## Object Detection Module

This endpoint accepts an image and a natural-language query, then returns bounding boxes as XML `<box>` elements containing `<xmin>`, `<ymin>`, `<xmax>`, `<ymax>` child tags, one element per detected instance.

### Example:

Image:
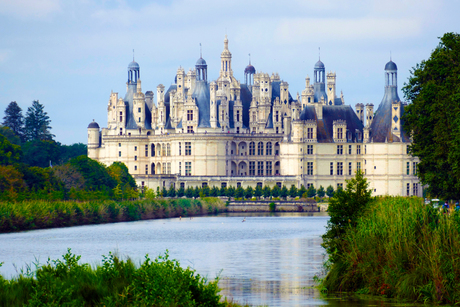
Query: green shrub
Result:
<box><xmin>269</xmin><ymin>202</ymin><xmax>276</xmax><ymax>212</ymax></box>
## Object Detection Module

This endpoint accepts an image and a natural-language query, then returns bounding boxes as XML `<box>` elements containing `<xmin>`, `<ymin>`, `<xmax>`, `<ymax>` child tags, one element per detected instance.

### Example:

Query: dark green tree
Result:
<box><xmin>307</xmin><ymin>184</ymin><xmax>317</xmax><ymax>198</ymax></box>
<box><xmin>219</xmin><ymin>185</ymin><xmax>227</xmax><ymax>196</ymax></box>
<box><xmin>403</xmin><ymin>32</ymin><xmax>460</xmax><ymax>199</ymax></box>
<box><xmin>22</xmin><ymin>140</ymin><xmax>60</xmax><ymax>168</ymax></box>
<box><xmin>69</xmin><ymin>155</ymin><xmax>117</xmax><ymax>191</ymax></box>
<box><xmin>288</xmin><ymin>185</ymin><xmax>298</xmax><ymax>198</ymax></box>
<box><xmin>24</xmin><ymin>100</ymin><xmax>54</xmax><ymax>141</ymax></box>
<box><xmin>2</xmin><ymin>101</ymin><xmax>24</xmax><ymax>141</ymax></box>
<box><xmin>235</xmin><ymin>186</ymin><xmax>245</xmax><ymax>199</ymax></box>
<box><xmin>254</xmin><ymin>185</ymin><xmax>263</xmax><ymax>199</ymax></box>
<box><xmin>326</xmin><ymin>185</ymin><xmax>335</xmax><ymax>198</ymax></box>
<box><xmin>317</xmin><ymin>185</ymin><xmax>326</xmax><ymax>198</ymax></box>
<box><xmin>185</xmin><ymin>186</ymin><xmax>194</xmax><ymax>198</ymax></box>
<box><xmin>245</xmin><ymin>186</ymin><xmax>254</xmax><ymax>199</ymax></box>
<box><xmin>271</xmin><ymin>185</ymin><xmax>280</xmax><ymax>198</ymax></box>
<box><xmin>280</xmin><ymin>185</ymin><xmax>288</xmax><ymax>200</ymax></box>
<box><xmin>262</xmin><ymin>186</ymin><xmax>271</xmax><ymax>198</ymax></box>
<box><xmin>210</xmin><ymin>186</ymin><xmax>219</xmax><ymax>197</ymax></box>
<box><xmin>298</xmin><ymin>185</ymin><xmax>307</xmax><ymax>197</ymax></box>
<box><xmin>59</xmin><ymin>143</ymin><xmax>87</xmax><ymax>164</ymax></box>
<box><xmin>176</xmin><ymin>186</ymin><xmax>185</xmax><ymax>197</ymax></box>
<box><xmin>200</xmin><ymin>185</ymin><xmax>210</xmax><ymax>197</ymax></box>
<box><xmin>226</xmin><ymin>186</ymin><xmax>235</xmax><ymax>198</ymax></box>
<box><xmin>161</xmin><ymin>186</ymin><xmax>168</xmax><ymax>197</ymax></box>
<box><xmin>107</xmin><ymin>162</ymin><xmax>137</xmax><ymax>189</ymax></box>
<box><xmin>167</xmin><ymin>185</ymin><xmax>176</xmax><ymax>197</ymax></box>
<box><xmin>193</xmin><ymin>186</ymin><xmax>200</xmax><ymax>198</ymax></box>
<box><xmin>0</xmin><ymin>134</ymin><xmax>22</xmax><ymax>166</ymax></box>
<box><xmin>321</xmin><ymin>170</ymin><xmax>373</xmax><ymax>262</ymax></box>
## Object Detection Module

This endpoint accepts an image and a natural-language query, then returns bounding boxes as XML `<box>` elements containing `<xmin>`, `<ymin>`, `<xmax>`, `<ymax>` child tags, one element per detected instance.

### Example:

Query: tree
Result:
<box><xmin>262</xmin><ymin>186</ymin><xmax>271</xmax><ymax>198</ymax></box>
<box><xmin>167</xmin><ymin>185</ymin><xmax>176</xmax><ymax>197</ymax></box>
<box><xmin>245</xmin><ymin>186</ymin><xmax>254</xmax><ymax>199</ymax></box>
<box><xmin>176</xmin><ymin>186</ymin><xmax>185</xmax><ymax>197</ymax></box>
<box><xmin>24</xmin><ymin>100</ymin><xmax>54</xmax><ymax>141</ymax></box>
<box><xmin>22</xmin><ymin>140</ymin><xmax>60</xmax><ymax>168</ymax></box>
<box><xmin>317</xmin><ymin>185</ymin><xmax>326</xmax><ymax>198</ymax></box>
<box><xmin>210</xmin><ymin>186</ymin><xmax>219</xmax><ymax>197</ymax></box>
<box><xmin>69</xmin><ymin>156</ymin><xmax>117</xmax><ymax>191</ymax></box>
<box><xmin>0</xmin><ymin>126</ymin><xmax>21</xmax><ymax>145</ymax></box>
<box><xmin>2</xmin><ymin>101</ymin><xmax>24</xmax><ymax>141</ymax></box>
<box><xmin>403</xmin><ymin>32</ymin><xmax>460</xmax><ymax>199</ymax></box>
<box><xmin>226</xmin><ymin>186</ymin><xmax>235</xmax><ymax>198</ymax></box>
<box><xmin>254</xmin><ymin>185</ymin><xmax>263</xmax><ymax>199</ymax></box>
<box><xmin>307</xmin><ymin>184</ymin><xmax>317</xmax><ymax>198</ymax></box>
<box><xmin>322</xmin><ymin>170</ymin><xmax>373</xmax><ymax>262</ymax></box>
<box><xmin>271</xmin><ymin>185</ymin><xmax>280</xmax><ymax>198</ymax></box>
<box><xmin>235</xmin><ymin>186</ymin><xmax>245</xmax><ymax>199</ymax></box>
<box><xmin>289</xmin><ymin>185</ymin><xmax>298</xmax><ymax>198</ymax></box>
<box><xmin>326</xmin><ymin>185</ymin><xmax>335</xmax><ymax>198</ymax></box>
<box><xmin>185</xmin><ymin>186</ymin><xmax>194</xmax><ymax>198</ymax></box>
<box><xmin>59</xmin><ymin>143</ymin><xmax>87</xmax><ymax>164</ymax></box>
<box><xmin>298</xmin><ymin>185</ymin><xmax>307</xmax><ymax>198</ymax></box>
<box><xmin>280</xmin><ymin>185</ymin><xmax>288</xmax><ymax>200</ymax></box>
<box><xmin>0</xmin><ymin>134</ymin><xmax>22</xmax><ymax>166</ymax></box>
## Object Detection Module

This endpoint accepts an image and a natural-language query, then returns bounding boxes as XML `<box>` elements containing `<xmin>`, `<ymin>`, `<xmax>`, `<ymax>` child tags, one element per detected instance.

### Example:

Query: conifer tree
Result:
<box><xmin>24</xmin><ymin>100</ymin><xmax>54</xmax><ymax>141</ymax></box>
<box><xmin>2</xmin><ymin>101</ymin><xmax>24</xmax><ymax>141</ymax></box>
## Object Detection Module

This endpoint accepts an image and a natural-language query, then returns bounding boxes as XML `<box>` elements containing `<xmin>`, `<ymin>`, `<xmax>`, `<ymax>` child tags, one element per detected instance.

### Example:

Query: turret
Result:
<box><xmin>365</xmin><ymin>103</ymin><xmax>374</xmax><ymax>127</ymax></box>
<box><xmin>87</xmin><ymin>121</ymin><xmax>100</xmax><ymax>149</ymax></box>
<box><xmin>355</xmin><ymin>103</ymin><xmax>364</xmax><ymax>123</ymax></box>
<box><xmin>327</xmin><ymin>71</ymin><xmax>336</xmax><ymax>105</ymax></box>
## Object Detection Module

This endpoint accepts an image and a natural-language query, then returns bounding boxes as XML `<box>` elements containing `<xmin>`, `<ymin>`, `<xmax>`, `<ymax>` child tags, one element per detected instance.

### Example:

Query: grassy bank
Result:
<box><xmin>0</xmin><ymin>197</ymin><xmax>227</xmax><ymax>233</ymax></box>
<box><xmin>0</xmin><ymin>249</ymin><xmax>245</xmax><ymax>306</ymax></box>
<box><xmin>322</xmin><ymin>196</ymin><xmax>460</xmax><ymax>304</ymax></box>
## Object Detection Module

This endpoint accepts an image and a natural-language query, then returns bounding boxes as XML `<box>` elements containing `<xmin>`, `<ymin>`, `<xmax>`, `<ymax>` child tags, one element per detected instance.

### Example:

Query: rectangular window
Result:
<box><xmin>357</xmin><ymin>145</ymin><xmax>361</xmax><ymax>155</ymax></box>
<box><xmin>348</xmin><ymin>145</ymin><xmax>352</xmax><ymax>155</ymax></box>
<box><xmin>307</xmin><ymin>162</ymin><xmax>313</xmax><ymax>175</ymax></box>
<box><xmin>119</xmin><ymin>143</ymin><xmax>121</xmax><ymax>147</ymax></box>
<box><xmin>134</xmin><ymin>156</ymin><xmax>137</xmax><ymax>161</ymax></box>
<box><xmin>187</xmin><ymin>110</ymin><xmax>193</xmax><ymax>121</ymax></box>
<box><xmin>337</xmin><ymin>183</ymin><xmax>343</xmax><ymax>190</ymax></box>
<box><xmin>145</xmin><ymin>165</ymin><xmax>148</xmax><ymax>175</ymax></box>
<box><xmin>266</xmin><ymin>161</ymin><xmax>272</xmax><ymax>176</ymax></box>
<box><xmin>357</xmin><ymin>162</ymin><xmax>361</xmax><ymax>170</ymax></box>
<box><xmin>258</xmin><ymin>142</ymin><xmax>263</xmax><ymax>155</ymax></box>
<box><xmin>187</xmin><ymin>126</ymin><xmax>193</xmax><ymax>133</ymax></box>
<box><xmin>236</xmin><ymin>110</ymin><xmax>240</xmax><ymax>122</ymax></box>
<box><xmin>337</xmin><ymin>128</ymin><xmax>343</xmax><ymax>139</ymax></box>
<box><xmin>257</xmin><ymin>161</ymin><xmax>264</xmax><ymax>176</ymax></box>
<box><xmin>249</xmin><ymin>142</ymin><xmax>255</xmax><ymax>155</ymax></box>
<box><xmin>407</xmin><ymin>145</ymin><xmax>410</xmax><ymax>155</ymax></box>
<box><xmin>266</xmin><ymin>142</ymin><xmax>272</xmax><ymax>155</ymax></box>
<box><xmin>407</xmin><ymin>183</ymin><xmax>410</xmax><ymax>196</ymax></box>
<box><xmin>185</xmin><ymin>162</ymin><xmax>191</xmax><ymax>176</ymax></box>
<box><xmin>337</xmin><ymin>162</ymin><xmax>343</xmax><ymax>175</ymax></box>
<box><xmin>307</xmin><ymin>127</ymin><xmax>313</xmax><ymax>139</ymax></box>
<box><xmin>179</xmin><ymin>142</ymin><xmax>181</xmax><ymax>155</ymax></box>
<box><xmin>118</xmin><ymin>151</ymin><xmax>121</xmax><ymax>157</ymax></box>
<box><xmin>167</xmin><ymin>163</ymin><xmax>171</xmax><ymax>174</ymax></box>
<box><xmin>249</xmin><ymin>161</ymin><xmax>255</xmax><ymax>176</ymax></box>
<box><xmin>134</xmin><ymin>146</ymin><xmax>137</xmax><ymax>151</ymax></box>
<box><xmin>348</xmin><ymin>162</ymin><xmax>352</xmax><ymax>175</ymax></box>
<box><xmin>179</xmin><ymin>162</ymin><xmax>181</xmax><ymax>176</ymax></box>
<box><xmin>337</xmin><ymin>145</ymin><xmax>343</xmax><ymax>155</ymax></box>
<box><xmin>221</xmin><ymin>182</ymin><xmax>227</xmax><ymax>188</ymax></box>
<box><xmin>134</xmin><ymin>165</ymin><xmax>137</xmax><ymax>171</ymax></box>
<box><xmin>307</xmin><ymin>145</ymin><xmax>313</xmax><ymax>155</ymax></box>
<box><xmin>330</xmin><ymin>162</ymin><xmax>334</xmax><ymax>175</ymax></box>
<box><xmin>145</xmin><ymin>145</ymin><xmax>148</xmax><ymax>157</ymax></box>
<box><xmin>365</xmin><ymin>145</ymin><xmax>367</xmax><ymax>154</ymax></box>
<box><xmin>413</xmin><ymin>183</ymin><xmax>418</xmax><ymax>196</ymax></box>
<box><xmin>162</xmin><ymin>145</ymin><xmax>166</xmax><ymax>156</ymax></box>
<box><xmin>406</xmin><ymin>162</ymin><xmax>410</xmax><ymax>175</ymax></box>
<box><xmin>180</xmin><ymin>182</ymin><xmax>185</xmax><ymax>189</ymax></box>
<box><xmin>185</xmin><ymin>142</ymin><xmax>191</xmax><ymax>155</ymax></box>
<box><xmin>167</xmin><ymin>144</ymin><xmax>171</xmax><ymax>156</ymax></box>
<box><xmin>413</xmin><ymin>162</ymin><xmax>417</xmax><ymax>175</ymax></box>
<box><xmin>163</xmin><ymin>163</ymin><xmax>166</xmax><ymax>175</ymax></box>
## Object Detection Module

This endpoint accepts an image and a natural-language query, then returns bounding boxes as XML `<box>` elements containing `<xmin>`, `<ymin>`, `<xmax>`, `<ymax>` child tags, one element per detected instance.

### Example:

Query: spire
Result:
<box><xmin>319</xmin><ymin>47</ymin><xmax>320</xmax><ymax>61</ymax></box>
<box><xmin>249</xmin><ymin>53</ymin><xmax>251</xmax><ymax>65</ymax></box>
<box><xmin>200</xmin><ymin>43</ymin><xmax>202</xmax><ymax>58</ymax></box>
<box><xmin>224</xmin><ymin>35</ymin><xmax>229</xmax><ymax>50</ymax></box>
<box><xmin>133</xmin><ymin>49</ymin><xmax>135</xmax><ymax>61</ymax></box>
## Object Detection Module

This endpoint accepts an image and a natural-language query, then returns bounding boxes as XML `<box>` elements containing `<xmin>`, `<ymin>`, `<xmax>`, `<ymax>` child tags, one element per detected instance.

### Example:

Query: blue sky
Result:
<box><xmin>0</xmin><ymin>0</ymin><xmax>458</xmax><ymax>145</ymax></box>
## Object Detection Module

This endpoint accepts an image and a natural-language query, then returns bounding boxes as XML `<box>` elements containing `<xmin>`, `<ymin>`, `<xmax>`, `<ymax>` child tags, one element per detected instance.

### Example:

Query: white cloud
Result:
<box><xmin>0</xmin><ymin>0</ymin><xmax>62</xmax><ymax>19</ymax></box>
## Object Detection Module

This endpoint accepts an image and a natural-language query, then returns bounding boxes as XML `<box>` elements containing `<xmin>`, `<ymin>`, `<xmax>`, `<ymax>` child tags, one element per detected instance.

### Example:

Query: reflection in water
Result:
<box><xmin>0</xmin><ymin>212</ymin><xmax>423</xmax><ymax>306</ymax></box>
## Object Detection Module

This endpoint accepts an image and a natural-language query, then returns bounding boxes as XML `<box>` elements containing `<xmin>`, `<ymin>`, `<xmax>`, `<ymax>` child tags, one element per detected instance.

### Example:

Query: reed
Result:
<box><xmin>0</xmin><ymin>197</ymin><xmax>227</xmax><ymax>233</ymax></box>
<box><xmin>322</xmin><ymin>196</ymin><xmax>460</xmax><ymax>304</ymax></box>
<box><xmin>0</xmin><ymin>249</ymin><xmax>246</xmax><ymax>306</ymax></box>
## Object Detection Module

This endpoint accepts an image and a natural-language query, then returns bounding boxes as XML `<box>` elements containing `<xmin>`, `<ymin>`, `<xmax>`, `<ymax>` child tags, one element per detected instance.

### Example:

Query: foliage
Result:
<box><xmin>2</xmin><ymin>101</ymin><xmax>24</xmax><ymax>141</ymax></box>
<box><xmin>52</xmin><ymin>163</ymin><xmax>85</xmax><ymax>190</ymax></box>
<box><xmin>210</xmin><ymin>186</ymin><xmax>219</xmax><ymax>197</ymax></box>
<box><xmin>0</xmin><ymin>126</ymin><xmax>21</xmax><ymax>146</ymax></box>
<box><xmin>402</xmin><ymin>32</ymin><xmax>460</xmax><ymax>199</ymax></box>
<box><xmin>69</xmin><ymin>156</ymin><xmax>117</xmax><ymax>191</ymax></box>
<box><xmin>317</xmin><ymin>185</ymin><xmax>326</xmax><ymax>198</ymax></box>
<box><xmin>262</xmin><ymin>185</ymin><xmax>271</xmax><ymax>198</ymax></box>
<box><xmin>58</xmin><ymin>143</ymin><xmax>87</xmax><ymax>164</ymax></box>
<box><xmin>271</xmin><ymin>185</ymin><xmax>280</xmax><ymax>198</ymax></box>
<box><xmin>167</xmin><ymin>185</ymin><xmax>176</xmax><ymax>197</ymax></box>
<box><xmin>226</xmin><ymin>186</ymin><xmax>235</xmax><ymax>198</ymax></box>
<box><xmin>176</xmin><ymin>186</ymin><xmax>185</xmax><ymax>197</ymax></box>
<box><xmin>107</xmin><ymin>161</ymin><xmax>137</xmax><ymax>189</ymax></box>
<box><xmin>307</xmin><ymin>184</ymin><xmax>317</xmax><ymax>198</ymax></box>
<box><xmin>322</xmin><ymin>197</ymin><xmax>460</xmax><ymax>304</ymax></box>
<box><xmin>288</xmin><ymin>185</ymin><xmax>297</xmax><ymax>198</ymax></box>
<box><xmin>244</xmin><ymin>186</ymin><xmax>253</xmax><ymax>199</ymax></box>
<box><xmin>326</xmin><ymin>185</ymin><xmax>335</xmax><ymax>197</ymax></box>
<box><xmin>185</xmin><ymin>186</ymin><xmax>194</xmax><ymax>198</ymax></box>
<box><xmin>269</xmin><ymin>202</ymin><xmax>276</xmax><ymax>212</ymax></box>
<box><xmin>254</xmin><ymin>185</ymin><xmax>262</xmax><ymax>199</ymax></box>
<box><xmin>0</xmin><ymin>134</ymin><xmax>22</xmax><ymax>166</ymax></box>
<box><xmin>0</xmin><ymin>165</ymin><xmax>25</xmax><ymax>195</ymax></box>
<box><xmin>0</xmin><ymin>249</ymin><xmax>236</xmax><ymax>306</ymax></box>
<box><xmin>298</xmin><ymin>185</ymin><xmax>307</xmax><ymax>198</ymax></box>
<box><xmin>22</xmin><ymin>139</ymin><xmax>60</xmax><ymax>167</ymax></box>
<box><xmin>235</xmin><ymin>186</ymin><xmax>245</xmax><ymax>199</ymax></box>
<box><xmin>322</xmin><ymin>170</ymin><xmax>373</xmax><ymax>263</ymax></box>
<box><xmin>280</xmin><ymin>185</ymin><xmax>288</xmax><ymax>200</ymax></box>
<box><xmin>24</xmin><ymin>100</ymin><xmax>54</xmax><ymax>141</ymax></box>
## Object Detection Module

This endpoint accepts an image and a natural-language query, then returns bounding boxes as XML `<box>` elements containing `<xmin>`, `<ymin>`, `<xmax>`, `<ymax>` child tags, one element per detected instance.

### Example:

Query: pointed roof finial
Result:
<box><xmin>200</xmin><ymin>43</ymin><xmax>202</xmax><ymax>58</ymax></box>
<box><xmin>133</xmin><ymin>49</ymin><xmax>135</xmax><ymax>61</ymax></box>
<box><xmin>249</xmin><ymin>53</ymin><xmax>251</xmax><ymax>65</ymax></box>
<box><xmin>319</xmin><ymin>47</ymin><xmax>321</xmax><ymax>60</ymax></box>
<box><xmin>390</xmin><ymin>51</ymin><xmax>392</xmax><ymax>61</ymax></box>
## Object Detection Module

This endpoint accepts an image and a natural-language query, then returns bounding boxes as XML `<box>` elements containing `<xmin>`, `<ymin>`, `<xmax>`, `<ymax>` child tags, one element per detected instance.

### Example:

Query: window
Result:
<box><xmin>145</xmin><ymin>164</ymin><xmax>148</xmax><ymax>175</ymax></box>
<box><xmin>257</xmin><ymin>182</ymin><xmax>263</xmax><ymax>188</ymax></box>
<box><xmin>185</xmin><ymin>142</ymin><xmax>191</xmax><ymax>155</ymax></box>
<box><xmin>357</xmin><ymin>145</ymin><xmax>361</xmax><ymax>155</ymax></box>
<box><xmin>276</xmin><ymin>127</ymin><xmax>279</xmax><ymax>134</ymax></box>
<box><xmin>118</xmin><ymin>151</ymin><xmax>121</xmax><ymax>157</ymax></box>
<box><xmin>406</xmin><ymin>145</ymin><xmax>410</xmax><ymax>155</ymax></box>
<box><xmin>119</xmin><ymin>143</ymin><xmax>121</xmax><ymax>147</ymax></box>
<box><xmin>275</xmin><ymin>111</ymin><xmax>279</xmax><ymax>122</ymax></box>
<box><xmin>236</xmin><ymin>110</ymin><xmax>240</xmax><ymax>122</ymax></box>
<box><xmin>134</xmin><ymin>146</ymin><xmax>137</xmax><ymax>151</ymax></box>
<box><xmin>407</xmin><ymin>183</ymin><xmax>410</xmax><ymax>196</ymax></box>
<box><xmin>307</xmin><ymin>145</ymin><xmax>313</xmax><ymax>155</ymax></box>
<box><xmin>180</xmin><ymin>182</ymin><xmax>185</xmax><ymax>189</ymax></box>
<box><xmin>412</xmin><ymin>162</ymin><xmax>417</xmax><ymax>175</ymax></box>
<box><xmin>266</xmin><ymin>161</ymin><xmax>272</xmax><ymax>175</ymax></box>
<box><xmin>357</xmin><ymin>162</ymin><xmax>361</xmax><ymax>170</ymax></box>
<box><xmin>406</xmin><ymin>162</ymin><xmax>410</xmax><ymax>175</ymax></box>
<box><xmin>307</xmin><ymin>128</ymin><xmax>313</xmax><ymax>139</ymax></box>
<box><xmin>266</xmin><ymin>142</ymin><xmax>272</xmax><ymax>155</ymax></box>
<box><xmin>337</xmin><ymin>183</ymin><xmax>343</xmax><ymax>190</ymax></box>
<box><xmin>237</xmin><ymin>127</ymin><xmax>239</xmax><ymax>134</ymax></box>
<box><xmin>249</xmin><ymin>142</ymin><xmax>255</xmax><ymax>155</ymax></box>
<box><xmin>337</xmin><ymin>128</ymin><xmax>343</xmax><ymax>139</ymax></box>
<box><xmin>337</xmin><ymin>145</ymin><xmax>343</xmax><ymax>155</ymax></box>
<box><xmin>163</xmin><ymin>163</ymin><xmax>166</xmax><ymax>174</ymax></box>
<box><xmin>179</xmin><ymin>162</ymin><xmax>181</xmax><ymax>175</ymax></box>
<box><xmin>134</xmin><ymin>166</ymin><xmax>137</xmax><ymax>171</ymax></box>
<box><xmin>348</xmin><ymin>145</ymin><xmax>352</xmax><ymax>155</ymax></box>
<box><xmin>330</xmin><ymin>162</ymin><xmax>334</xmax><ymax>175</ymax></box>
<box><xmin>187</xmin><ymin>110</ymin><xmax>193</xmax><ymax>121</ymax></box>
<box><xmin>167</xmin><ymin>163</ymin><xmax>171</xmax><ymax>174</ymax></box>
<box><xmin>413</xmin><ymin>183</ymin><xmax>418</xmax><ymax>196</ymax></box>
<box><xmin>252</xmin><ymin>112</ymin><xmax>256</xmax><ymax>122</ymax></box>
<box><xmin>138</xmin><ymin>107</ymin><xmax>141</xmax><ymax>113</ymax></box>
<box><xmin>307</xmin><ymin>162</ymin><xmax>313</xmax><ymax>175</ymax></box>
<box><xmin>258</xmin><ymin>142</ymin><xmax>264</xmax><ymax>155</ymax></box>
<box><xmin>221</xmin><ymin>182</ymin><xmax>227</xmax><ymax>188</ymax></box>
<box><xmin>145</xmin><ymin>145</ymin><xmax>148</xmax><ymax>157</ymax></box>
<box><xmin>337</xmin><ymin>162</ymin><xmax>343</xmax><ymax>175</ymax></box>
<box><xmin>202</xmin><ymin>182</ymin><xmax>208</xmax><ymax>188</ymax></box>
<box><xmin>167</xmin><ymin>144</ymin><xmax>171</xmax><ymax>156</ymax></box>
<box><xmin>151</xmin><ymin>144</ymin><xmax>155</xmax><ymax>157</ymax></box>
<box><xmin>276</xmin><ymin>182</ymin><xmax>282</xmax><ymax>188</ymax></box>
<box><xmin>119</xmin><ymin>128</ymin><xmax>123</xmax><ymax>135</ymax></box>
<box><xmin>162</xmin><ymin>145</ymin><xmax>166</xmax><ymax>156</ymax></box>
<box><xmin>249</xmin><ymin>161</ymin><xmax>255</xmax><ymax>175</ymax></box>
<box><xmin>134</xmin><ymin>156</ymin><xmax>137</xmax><ymax>161</ymax></box>
<box><xmin>185</xmin><ymin>162</ymin><xmax>191</xmax><ymax>176</ymax></box>
<box><xmin>365</xmin><ymin>145</ymin><xmax>367</xmax><ymax>154</ymax></box>
<box><xmin>119</xmin><ymin>112</ymin><xmax>123</xmax><ymax>122</ymax></box>
<box><xmin>257</xmin><ymin>161</ymin><xmax>264</xmax><ymax>176</ymax></box>
<box><xmin>348</xmin><ymin>162</ymin><xmax>352</xmax><ymax>175</ymax></box>
<box><xmin>237</xmin><ymin>182</ymin><xmax>241</xmax><ymax>188</ymax></box>
<box><xmin>187</xmin><ymin>126</ymin><xmax>193</xmax><ymax>133</ymax></box>
<box><xmin>179</xmin><ymin>142</ymin><xmax>181</xmax><ymax>155</ymax></box>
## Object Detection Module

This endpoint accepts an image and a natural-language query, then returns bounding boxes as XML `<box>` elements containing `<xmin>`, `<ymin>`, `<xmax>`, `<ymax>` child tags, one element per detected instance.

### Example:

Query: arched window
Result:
<box><xmin>258</xmin><ymin>142</ymin><xmax>264</xmax><ymax>155</ymax></box>
<box><xmin>266</xmin><ymin>142</ymin><xmax>272</xmax><ymax>155</ymax></box>
<box><xmin>151</xmin><ymin>163</ymin><xmax>155</xmax><ymax>175</ymax></box>
<box><xmin>249</xmin><ymin>142</ymin><xmax>255</xmax><ymax>155</ymax></box>
<box><xmin>151</xmin><ymin>144</ymin><xmax>155</xmax><ymax>157</ymax></box>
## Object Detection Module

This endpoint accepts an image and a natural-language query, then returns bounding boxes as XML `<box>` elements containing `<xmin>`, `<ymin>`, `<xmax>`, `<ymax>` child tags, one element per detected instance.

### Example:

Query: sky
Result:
<box><xmin>0</xmin><ymin>0</ymin><xmax>458</xmax><ymax>145</ymax></box>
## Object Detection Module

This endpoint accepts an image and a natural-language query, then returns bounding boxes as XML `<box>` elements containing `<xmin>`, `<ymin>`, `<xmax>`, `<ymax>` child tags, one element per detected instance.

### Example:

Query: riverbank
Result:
<box><xmin>322</xmin><ymin>196</ymin><xmax>460</xmax><ymax>304</ymax></box>
<box><xmin>0</xmin><ymin>249</ymin><xmax>246</xmax><ymax>306</ymax></box>
<box><xmin>0</xmin><ymin>197</ymin><xmax>227</xmax><ymax>233</ymax></box>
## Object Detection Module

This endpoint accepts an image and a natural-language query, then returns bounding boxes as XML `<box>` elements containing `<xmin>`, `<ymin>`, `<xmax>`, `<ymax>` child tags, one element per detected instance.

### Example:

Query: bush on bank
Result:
<box><xmin>0</xmin><ymin>197</ymin><xmax>227</xmax><ymax>233</ymax></box>
<box><xmin>322</xmin><ymin>196</ymin><xmax>460</xmax><ymax>304</ymax></box>
<box><xmin>0</xmin><ymin>249</ymin><xmax>242</xmax><ymax>306</ymax></box>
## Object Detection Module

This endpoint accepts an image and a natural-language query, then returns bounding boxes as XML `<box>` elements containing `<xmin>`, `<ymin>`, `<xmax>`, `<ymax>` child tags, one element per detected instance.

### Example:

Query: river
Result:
<box><xmin>0</xmin><ymin>212</ymin><xmax>426</xmax><ymax>306</ymax></box>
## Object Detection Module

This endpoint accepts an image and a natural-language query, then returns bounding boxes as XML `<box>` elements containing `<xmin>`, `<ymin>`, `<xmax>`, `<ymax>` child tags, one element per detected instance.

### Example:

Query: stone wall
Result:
<box><xmin>227</xmin><ymin>201</ymin><xmax>319</xmax><ymax>212</ymax></box>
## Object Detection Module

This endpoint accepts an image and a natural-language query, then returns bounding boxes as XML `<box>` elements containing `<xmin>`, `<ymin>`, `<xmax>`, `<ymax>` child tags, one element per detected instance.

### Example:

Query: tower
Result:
<box><xmin>326</xmin><ymin>71</ymin><xmax>336</xmax><ymax>105</ymax></box>
<box><xmin>244</xmin><ymin>54</ymin><xmax>256</xmax><ymax>87</ymax></box>
<box><xmin>219</xmin><ymin>35</ymin><xmax>233</xmax><ymax>79</ymax></box>
<box><xmin>196</xmin><ymin>45</ymin><xmax>207</xmax><ymax>82</ymax></box>
<box><xmin>313</xmin><ymin>59</ymin><xmax>327</xmax><ymax>103</ymax></box>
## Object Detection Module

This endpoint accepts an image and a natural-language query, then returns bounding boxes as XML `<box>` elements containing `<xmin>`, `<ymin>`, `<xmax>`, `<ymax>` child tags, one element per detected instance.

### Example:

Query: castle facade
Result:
<box><xmin>88</xmin><ymin>37</ymin><xmax>421</xmax><ymax>196</ymax></box>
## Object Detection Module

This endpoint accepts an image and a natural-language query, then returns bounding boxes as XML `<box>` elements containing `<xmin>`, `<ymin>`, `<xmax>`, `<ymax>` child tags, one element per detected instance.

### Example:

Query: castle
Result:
<box><xmin>88</xmin><ymin>36</ymin><xmax>421</xmax><ymax>197</ymax></box>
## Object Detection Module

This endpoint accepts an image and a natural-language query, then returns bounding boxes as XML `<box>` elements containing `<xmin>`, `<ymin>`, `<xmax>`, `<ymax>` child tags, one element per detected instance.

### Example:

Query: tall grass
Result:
<box><xmin>323</xmin><ymin>196</ymin><xmax>460</xmax><ymax>304</ymax></box>
<box><xmin>0</xmin><ymin>197</ymin><xmax>227</xmax><ymax>233</ymax></box>
<box><xmin>0</xmin><ymin>249</ymin><xmax>245</xmax><ymax>306</ymax></box>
